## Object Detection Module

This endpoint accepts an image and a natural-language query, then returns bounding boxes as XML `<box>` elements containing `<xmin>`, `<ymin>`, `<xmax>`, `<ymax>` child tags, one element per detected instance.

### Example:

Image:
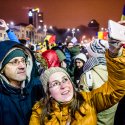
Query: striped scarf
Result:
<box><xmin>83</xmin><ymin>56</ymin><xmax>106</xmax><ymax>73</ymax></box>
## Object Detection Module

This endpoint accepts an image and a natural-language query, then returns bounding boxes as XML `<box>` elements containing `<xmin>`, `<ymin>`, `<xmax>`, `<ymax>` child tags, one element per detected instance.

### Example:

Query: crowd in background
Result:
<box><xmin>0</xmin><ymin>19</ymin><xmax>125</xmax><ymax>125</ymax></box>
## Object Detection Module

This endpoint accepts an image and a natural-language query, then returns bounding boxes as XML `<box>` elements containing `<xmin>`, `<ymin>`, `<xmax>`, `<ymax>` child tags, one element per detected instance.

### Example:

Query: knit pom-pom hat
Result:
<box><xmin>86</xmin><ymin>39</ymin><xmax>109</xmax><ymax>58</ymax></box>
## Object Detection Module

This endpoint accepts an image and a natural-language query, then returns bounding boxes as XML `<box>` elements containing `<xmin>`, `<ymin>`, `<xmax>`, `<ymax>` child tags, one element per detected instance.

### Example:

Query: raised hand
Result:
<box><xmin>108</xmin><ymin>20</ymin><xmax>125</xmax><ymax>57</ymax></box>
<box><xmin>0</xmin><ymin>19</ymin><xmax>9</xmax><ymax>30</ymax></box>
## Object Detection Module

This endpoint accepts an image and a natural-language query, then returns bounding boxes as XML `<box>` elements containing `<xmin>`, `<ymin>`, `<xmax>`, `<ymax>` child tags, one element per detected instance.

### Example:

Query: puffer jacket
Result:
<box><xmin>42</xmin><ymin>49</ymin><xmax>60</xmax><ymax>68</ymax></box>
<box><xmin>0</xmin><ymin>40</ymin><xmax>45</xmax><ymax>125</ymax></box>
<box><xmin>29</xmin><ymin>49</ymin><xmax>125</xmax><ymax>125</ymax></box>
<box><xmin>80</xmin><ymin>65</ymin><xmax>117</xmax><ymax>125</ymax></box>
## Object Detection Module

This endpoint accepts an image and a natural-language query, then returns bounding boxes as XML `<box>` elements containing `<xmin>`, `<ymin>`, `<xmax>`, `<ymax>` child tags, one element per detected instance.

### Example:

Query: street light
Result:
<box><xmin>49</xmin><ymin>26</ymin><xmax>53</xmax><ymax>29</ymax></box>
<box><xmin>101</xmin><ymin>27</ymin><xmax>104</xmax><ymax>31</ymax></box>
<box><xmin>9</xmin><ymin>21</ymin><xmax>14</xmax><ymax>29</ymax></box>
<box><xmin>72</xmin><ymin>28</ymin><xmax>75</xmax><ymax>37</ymax></box>
<box><xmin>67</xmin><ymin>28</ymin><xmax>70</xmax><ymax>31</ymax></box>
<box><xmin>38</xmin><ymin>26</ymin><xmax>41</xmax><ymax>29</ymax></box>
<box><xmin>10</xmin><ymin>21</ymin><xmax>14</xmax><ymax>26</ymax></box>
<box><xmin>43</xmin><ymin>25</ymin><xmax>47</xmax><ymax>36</ymax></box>
<box><xmin>76</xmin><ymin>29</ymin><xmax>80</xmax><ymax>32</ymax></box>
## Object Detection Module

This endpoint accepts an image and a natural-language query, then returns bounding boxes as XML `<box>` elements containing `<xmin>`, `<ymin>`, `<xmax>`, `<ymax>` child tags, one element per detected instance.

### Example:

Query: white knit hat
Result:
<box><xmin>86</xmin><ymin>39</ymin><xmax>109</xmax><ymax>58</ymax></box>
<box><xmin>75</xmin><ymin>53</ymin><xmax>87</xmax><ymax>62</ymax></box>
<box><xmin>40</xmin><ymin>67</ymin><xmax>72</xmax><ymax>93</ymax></box>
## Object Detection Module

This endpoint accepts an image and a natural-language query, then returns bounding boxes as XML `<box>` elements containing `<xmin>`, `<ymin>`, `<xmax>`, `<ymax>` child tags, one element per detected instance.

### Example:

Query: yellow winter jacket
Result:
<box><xmin>29</xmin><ymin>50</ymin><xmax>125</xmax><ymax>125</ymax></box>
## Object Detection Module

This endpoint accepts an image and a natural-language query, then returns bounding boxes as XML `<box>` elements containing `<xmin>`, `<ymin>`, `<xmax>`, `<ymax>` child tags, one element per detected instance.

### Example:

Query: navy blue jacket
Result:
<box><xmin>0</xmin><ymin>40</ymin><xmax>45</xmax><ymax>125</ymax></box>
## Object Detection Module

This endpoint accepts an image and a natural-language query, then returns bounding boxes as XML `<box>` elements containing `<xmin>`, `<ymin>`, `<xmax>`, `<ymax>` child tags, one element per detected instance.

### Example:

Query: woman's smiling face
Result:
<box><xmin>48</xmin><ymin>72</ymin><xmax>74</xmax><ymax>103</ymax></box>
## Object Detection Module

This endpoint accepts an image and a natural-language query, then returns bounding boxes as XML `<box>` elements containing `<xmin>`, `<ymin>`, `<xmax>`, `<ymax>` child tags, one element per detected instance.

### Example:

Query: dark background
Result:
<box><xmin>0</xmin><ymin>0</ymin><xmax>124</xmax><ymax>28</ymax></box>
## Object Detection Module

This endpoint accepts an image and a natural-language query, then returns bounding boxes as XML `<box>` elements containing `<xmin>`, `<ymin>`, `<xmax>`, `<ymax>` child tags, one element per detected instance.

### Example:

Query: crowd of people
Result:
<box><xmin>0</xmin><ymin>18</ymin><xmax>125</xmax><ymax>125</ymax></box>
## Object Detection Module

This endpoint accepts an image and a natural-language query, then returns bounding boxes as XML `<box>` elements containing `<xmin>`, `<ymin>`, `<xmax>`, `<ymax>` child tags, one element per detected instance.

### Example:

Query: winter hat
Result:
<box><xmin>86</xmin><ymin>39</ymin><xmax>109</xmax><ymax>58</ymax></box>
<box><xmin>2</xmin><ymin>49</ymin><xmax>26</xmax><ymax>69</ymax></box>
<box><xmin>75</xmin><ymin>53</ymin><xmax>87</xmax><ymax>62</ymax></box>
<box><xmin>56</xmin><ymin>50</ymin><xmax>66</xmax><ymax>62</ymax></box>
<box><xmin>40</xmin><ymin>67</ymin><xmax>72</xmax><ymax>93</ymax></box>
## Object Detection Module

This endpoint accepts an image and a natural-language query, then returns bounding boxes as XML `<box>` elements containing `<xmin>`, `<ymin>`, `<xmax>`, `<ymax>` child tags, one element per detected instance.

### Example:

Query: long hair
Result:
<box><xmin>40</xmin><ymin>88</ymin><xmax>85</xmax><ymax>125</ymax></box>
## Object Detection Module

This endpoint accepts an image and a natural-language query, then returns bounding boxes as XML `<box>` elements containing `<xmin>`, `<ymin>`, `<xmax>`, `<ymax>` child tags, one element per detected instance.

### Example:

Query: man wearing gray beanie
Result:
<box><xmin>0</xmin><ymin>40</ymin><xmax>45</xmax><ymax>125</ymax></box>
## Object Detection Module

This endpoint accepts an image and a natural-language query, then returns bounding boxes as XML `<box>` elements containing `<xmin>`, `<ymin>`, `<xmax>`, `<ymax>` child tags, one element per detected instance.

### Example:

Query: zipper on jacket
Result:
<box><xmin>21</xmin><ymin>87</ymin><xmax>25</xmax><ymax>98</ymax></box>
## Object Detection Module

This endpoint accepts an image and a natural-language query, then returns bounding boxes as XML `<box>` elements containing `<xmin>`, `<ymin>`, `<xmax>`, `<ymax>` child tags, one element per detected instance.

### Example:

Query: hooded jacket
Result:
<box><xmin>0</xmin><ymin>40</ymin><xmax>45</xmax><ymax>125</ymax></box>
<box><xmin>42</xmin><ymin>49</ymin><xmax>60</xmax><ymax>68</ymax></box>
<box><xmin>29</xmin><ymin>49</ymin><xmax>125</xmax><ymax>125</ymax></box>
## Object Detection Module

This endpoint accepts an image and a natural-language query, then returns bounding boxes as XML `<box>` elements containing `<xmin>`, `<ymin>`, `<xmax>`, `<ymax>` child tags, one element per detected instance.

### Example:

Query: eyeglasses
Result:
<box><xmin>8</xmin><ymin>58</ymin><xmax>27</xmax><ymax>66</ymax></box>
<box><xmin>49</xmin><ymin>77</ymin><xmax>69</xmax><ymax>89</ymax></box>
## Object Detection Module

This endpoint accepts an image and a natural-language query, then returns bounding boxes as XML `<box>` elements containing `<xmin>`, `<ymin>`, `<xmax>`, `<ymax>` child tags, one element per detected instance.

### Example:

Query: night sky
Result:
<box><xmin>0</xmin><ymin>0</ymin><xmax>124</xmax><ymax>28</ymax></box>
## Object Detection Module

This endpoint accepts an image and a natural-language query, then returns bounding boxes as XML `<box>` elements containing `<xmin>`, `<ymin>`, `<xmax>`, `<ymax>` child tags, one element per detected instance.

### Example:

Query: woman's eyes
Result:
<box><xmin>62</xmin><ymin>78</ymin><xmax>68</xmax><ymax>83</ymax></box>
<box><xmin>50</xmin><ymin>77</ymin><xmax>69</xmax><ymax>87</ymax></box>
<box><xmin>52</xmin><ymin>82</ymin><xmax>59</xmax><ymax>87</ymax></box>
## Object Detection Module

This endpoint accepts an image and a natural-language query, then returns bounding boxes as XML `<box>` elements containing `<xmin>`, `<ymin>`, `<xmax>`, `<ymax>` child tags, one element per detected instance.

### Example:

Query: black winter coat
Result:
<box><xmin>0</xmin><ymin>40</ymin><xmax>45</xmax><ymax>125</ymax></box>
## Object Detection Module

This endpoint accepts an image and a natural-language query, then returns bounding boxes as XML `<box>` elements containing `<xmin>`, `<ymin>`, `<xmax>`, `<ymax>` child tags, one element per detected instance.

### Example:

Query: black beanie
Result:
<box><xmin>2</xmin><ymin>49</ymin><xmax>26</xmax><ymax>68</ymax></box>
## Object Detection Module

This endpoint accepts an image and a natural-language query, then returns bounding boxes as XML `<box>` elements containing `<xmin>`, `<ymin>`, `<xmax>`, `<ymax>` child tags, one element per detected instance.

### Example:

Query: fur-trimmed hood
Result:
<box><xmin>0</xmin><ymin>40</ymin><xmax>39</xmax><ymax>88</ymax></box>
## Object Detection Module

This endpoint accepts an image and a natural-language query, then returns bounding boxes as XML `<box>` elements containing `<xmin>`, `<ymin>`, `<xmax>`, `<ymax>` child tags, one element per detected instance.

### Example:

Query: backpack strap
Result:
<box><xmin>85</xmin><ymin>71</ymin><xmax>93</xmax><ymax>91</ymax></box>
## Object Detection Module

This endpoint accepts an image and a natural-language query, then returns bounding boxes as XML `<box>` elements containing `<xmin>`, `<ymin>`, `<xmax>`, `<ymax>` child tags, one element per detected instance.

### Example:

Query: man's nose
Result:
<box><xmin>18</xmin><ymin>61</ymin><xmax>26</xmax><ymax>67</ymax></box>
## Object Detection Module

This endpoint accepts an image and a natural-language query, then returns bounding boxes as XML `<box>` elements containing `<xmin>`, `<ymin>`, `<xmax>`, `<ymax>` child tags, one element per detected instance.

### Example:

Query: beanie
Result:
<box><xmin>40</xmin><ymin>67</ymin><xmax>72</xmax><ymax>93</ymax></box>
<box><xmin>75</xmin><ymin>53</ymin><xmax>87</xmax><ymax>62</ymax></box>
<box><xmin>86</xmin><ymin>39</ymin><xmax>109</xmax><ymax>58</ymax></box>
<box><xmin>56</xmin><ymin>50</ymin><xmax>66</xmax><ymax>62</ymax></box>
<box><xmin>2</xmin><ymin>49</ymin><xmax>26</xmax><ymax>68</ymax></box>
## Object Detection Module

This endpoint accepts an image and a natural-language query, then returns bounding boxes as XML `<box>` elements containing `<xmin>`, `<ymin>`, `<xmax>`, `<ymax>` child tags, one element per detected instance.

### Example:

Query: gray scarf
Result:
<box><xmin>83</xmin><ymin>56</ymin><xmax>106</xmax><ymax>73</ymax></box>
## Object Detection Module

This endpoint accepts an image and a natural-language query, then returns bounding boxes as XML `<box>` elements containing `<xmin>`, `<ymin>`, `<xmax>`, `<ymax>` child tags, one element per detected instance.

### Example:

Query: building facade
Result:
<box><xmin>0</xmin><ymin>24</ymin><xmax>44</xmax><ymax>43</ymax></box>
